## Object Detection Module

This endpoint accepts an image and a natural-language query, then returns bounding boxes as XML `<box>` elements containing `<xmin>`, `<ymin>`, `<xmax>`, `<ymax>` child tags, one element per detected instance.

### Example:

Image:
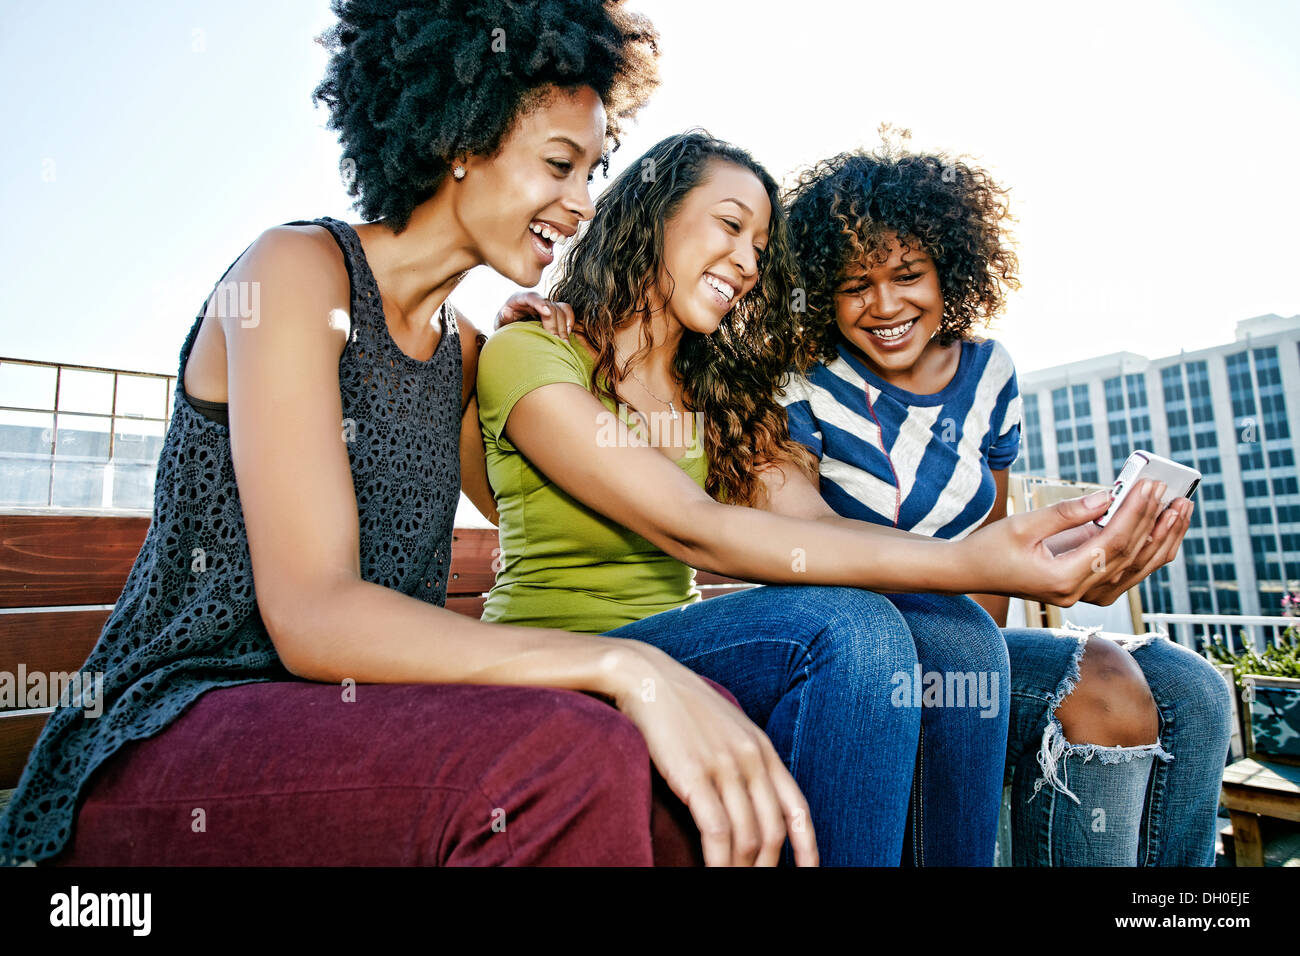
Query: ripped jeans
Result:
<box><xmin>1001</xmin><ymin>626</ymin><xmax>1234</xmax><ymax>866</ymax></box>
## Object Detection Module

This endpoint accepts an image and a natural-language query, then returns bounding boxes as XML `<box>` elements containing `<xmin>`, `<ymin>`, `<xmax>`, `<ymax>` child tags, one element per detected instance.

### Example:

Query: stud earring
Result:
<box><xmin>453</xmin><ymin>165</ymin><xmax>466</xmax><ymax>180</ymax></box>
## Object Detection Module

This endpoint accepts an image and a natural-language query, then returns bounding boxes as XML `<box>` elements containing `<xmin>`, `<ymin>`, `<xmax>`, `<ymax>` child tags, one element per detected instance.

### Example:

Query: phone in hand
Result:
<box><xmin>1095</xmin><ymin>450</ymin><xmax>1201</xmax><ymax>527</ymax></box>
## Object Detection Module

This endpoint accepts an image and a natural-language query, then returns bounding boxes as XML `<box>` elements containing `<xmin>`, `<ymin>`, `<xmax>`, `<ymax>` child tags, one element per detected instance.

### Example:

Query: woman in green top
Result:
<box><xmin>476</xmin><ymin>130</ymin><xmax>1174</xmax><ymax>865</ymax></box>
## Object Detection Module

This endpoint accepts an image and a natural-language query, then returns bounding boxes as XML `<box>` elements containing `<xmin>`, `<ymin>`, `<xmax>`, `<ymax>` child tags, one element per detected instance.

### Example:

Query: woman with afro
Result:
<box><xmin>777</xmin><ymin>141</ymin><xmax>1233</xmax><ymax>865</ymax></box>
<box><xmin>0</xmin><ymin>1</ymin><xmax>819</xmax><ymax>868</ymax></box>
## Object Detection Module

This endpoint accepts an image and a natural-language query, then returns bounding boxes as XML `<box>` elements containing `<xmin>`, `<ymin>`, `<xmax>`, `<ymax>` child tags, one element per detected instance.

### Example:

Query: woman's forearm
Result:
<box><xmin>817</xmin><ymin>513</ymin><xmax>1013</xmax><ymax>621</ymax></box>
<box><xmin>274</xmin><ymin>576</ymin><xmax>640</xmax><ymax>700</ymax></box>
<box><xmin>678</xmin><ymin>499</ymin><xmax>979</xmax><ymax>594</ymax></box>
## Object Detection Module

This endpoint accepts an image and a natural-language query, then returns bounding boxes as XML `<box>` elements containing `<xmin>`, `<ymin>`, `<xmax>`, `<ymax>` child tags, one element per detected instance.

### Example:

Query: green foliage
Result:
<box><xmin>1206</xmin><ymin>621</ymin><xmax>1300</xmax><ymax>686</ymax></box>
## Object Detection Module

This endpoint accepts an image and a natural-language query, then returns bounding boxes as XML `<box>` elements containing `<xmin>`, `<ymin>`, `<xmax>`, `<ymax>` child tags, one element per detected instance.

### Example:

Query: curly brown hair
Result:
<box><xmin>783</xmin><ymin>140</ymin><xmax>1020</xmax><ymax>367</ymax></box>
<box><xmin>311</xmin><ymin>0</ymin><xmax>660</xmax><ymax>233</ymax></box>
<box><xmin>550</xmin><ymin>130</ymin><xmax>819</xmax><ymax>507</ymax></box>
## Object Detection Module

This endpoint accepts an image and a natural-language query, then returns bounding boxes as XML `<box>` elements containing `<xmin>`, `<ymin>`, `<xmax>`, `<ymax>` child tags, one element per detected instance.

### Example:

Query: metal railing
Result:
<box><xmin>0</xmin><ymin>356</ymin><xmax>175</xmax><ymax>511</ymax></box>
<box><xmin>1144</xmin><ymin>612</ymin><xmax>1295</xmax><ymax>653</ymax></box>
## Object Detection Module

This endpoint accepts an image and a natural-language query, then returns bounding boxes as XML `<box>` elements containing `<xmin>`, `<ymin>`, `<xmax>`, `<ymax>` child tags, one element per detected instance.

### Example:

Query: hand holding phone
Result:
<box><xmin>1095</xmin><ymin>450</ymin><xmax>1201</xmax><ymax>527</ymax></box>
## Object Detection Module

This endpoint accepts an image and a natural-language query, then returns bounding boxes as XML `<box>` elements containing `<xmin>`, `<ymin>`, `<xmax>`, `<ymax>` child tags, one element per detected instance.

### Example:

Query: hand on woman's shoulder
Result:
<box><xmin>479</xmin><ymin>316</ymin><xmax>576</xmax><ymax>363</ymax></box>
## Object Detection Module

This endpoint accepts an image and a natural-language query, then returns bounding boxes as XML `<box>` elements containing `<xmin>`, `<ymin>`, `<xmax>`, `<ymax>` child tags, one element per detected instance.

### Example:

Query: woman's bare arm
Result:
<box><xmin>750</xmin><ymin>455</ymin><xmax>1007</xmax><ymax>605</ymax></box>
<box><xmin>455</xmin><ymin>311</ymin><xmax>499</xmax><ymax>526</ymax></box>
<box><xmin>495</xmin><ymin>370</ymin><xmax>1164</xmax><ymax>606</ymax></box>
<box><xmin>968</xmin><ymin>469</ymin><xmax>1012</xmax><ymax>625</ymax></box>
<box><xmin>753</xmin><ymin>456</ymin><xmax>1187</xmax><ymax>614</ymax></box>
<box><xmin>221</xmin><ymin>227</ymin><xmax>625</xmax><ymax>690</ymax></box>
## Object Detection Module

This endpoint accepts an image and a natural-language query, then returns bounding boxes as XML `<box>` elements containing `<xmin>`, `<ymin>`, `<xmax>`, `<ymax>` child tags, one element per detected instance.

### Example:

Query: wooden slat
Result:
<box><xmin>697</xmin><ymin>584</ymin><xmax>757</xmax><ymax>600</ymax></box>
<box><xmin>0</xmin><ymin>514</ymin><xmax>149</xmax><ymax>609</ymax></box>
<box><xmin>1222</xmin><ymin>756</ymin><xmax>1300</xmax><ymax>795</ymax></box>
<box><xmin>693</xmin><ymin>570</ymin><xmax>753</xmax><ymax>587</ymax></box>
<box><xmin>0</xmin><ymin>610</ymin><xmax>107</xmax><ymax>712</ymax></box>
<box><xmin>1222</xmin><ymin>786</ymin><xmax>1300</xmax><ymax>824</ymax></box>
<box><xmin>0</xmin><ymin>711</ymin><xmax>50</xmax><ymax>789</ymax></box>
<box><xmin>448</xmin><ymin>528</ymin><xmax>499</xmax><ymax>596</ymax></box>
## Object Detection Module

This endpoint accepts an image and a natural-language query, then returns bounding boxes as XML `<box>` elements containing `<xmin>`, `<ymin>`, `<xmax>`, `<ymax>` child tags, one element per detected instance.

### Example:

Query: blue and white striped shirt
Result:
<box><xmin>777</xmin><ymin>338</ymin><xmax>1022</xmax><ymax>541</ymax></box>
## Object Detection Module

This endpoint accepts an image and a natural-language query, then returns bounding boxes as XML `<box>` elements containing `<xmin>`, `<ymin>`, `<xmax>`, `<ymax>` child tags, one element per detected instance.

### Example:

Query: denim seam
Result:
<box><xmin>677</xmin><ymin>637</ymin><xmax>817</xmax><ymax>662</ymax></box>
<box><xmin>1044</xmin><ymin>779</ymin><xmax>1057</xmax><ymax>865</ymax></box>
<box><xmin>914</xmin><ymin>728</ymin><xmax>925</xmax><ymax>866</ymax></box>
<box><xmin>786</xmin><ymin>660</ymin><xmax>812</xmax><ymax>819</ymax></box>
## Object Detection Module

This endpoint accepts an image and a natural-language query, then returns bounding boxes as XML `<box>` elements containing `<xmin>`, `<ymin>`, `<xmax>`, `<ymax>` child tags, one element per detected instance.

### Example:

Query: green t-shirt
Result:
<box><xmin>476</xmin><ymin>322</ymin><xmax>708</xmax><ymax>633</ymax></box>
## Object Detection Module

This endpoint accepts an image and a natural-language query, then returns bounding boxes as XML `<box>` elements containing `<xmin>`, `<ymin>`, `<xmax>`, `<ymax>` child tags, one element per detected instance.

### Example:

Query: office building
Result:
<box><xmin>1014</xmin><ymin>314</ymin><xmax>1300</xmax><ymax>633</ymax></box>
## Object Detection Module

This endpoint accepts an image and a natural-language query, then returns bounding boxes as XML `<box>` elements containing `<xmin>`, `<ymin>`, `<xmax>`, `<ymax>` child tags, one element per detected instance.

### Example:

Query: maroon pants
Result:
<box><xmin>49</xmin><ymin>679</ymin><xmax>737</xmax><ymax>866</ymax></box>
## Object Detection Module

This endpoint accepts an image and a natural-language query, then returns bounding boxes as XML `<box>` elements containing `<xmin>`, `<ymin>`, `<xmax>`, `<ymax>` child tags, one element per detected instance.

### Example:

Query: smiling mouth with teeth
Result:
<box><xmin>528</xmin><ymin>220</ymin><xmax>565</xmax><ymax>249</ymax></box>
<box><xmin>867</xmin><ymin>319</ymin><xmax>916</xmax><ymax>340</ymax></box>
<box><xmin>703</xmin><ymin>273</ymin><xmax>736</xmax><ymax>305</ymax></box>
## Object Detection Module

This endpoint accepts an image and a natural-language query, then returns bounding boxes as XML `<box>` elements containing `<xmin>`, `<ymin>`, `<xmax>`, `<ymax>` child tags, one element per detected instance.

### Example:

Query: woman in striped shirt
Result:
<box><xmin>778</xmin><ymin>144</ymin><xmax>1233</xmax><ymax>865</ymax></box>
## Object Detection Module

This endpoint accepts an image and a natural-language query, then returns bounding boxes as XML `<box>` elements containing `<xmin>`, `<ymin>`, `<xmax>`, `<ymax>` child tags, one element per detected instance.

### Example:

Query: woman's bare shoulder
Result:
<box><xmin>211</xmin><ymin>223</ymin><xmax>354</xmax><ymax>374</ymax></box>
<box><xmin>251</xmin><ymin>223</ymin><xmax>349</xmax><ymax>290</ymax></box>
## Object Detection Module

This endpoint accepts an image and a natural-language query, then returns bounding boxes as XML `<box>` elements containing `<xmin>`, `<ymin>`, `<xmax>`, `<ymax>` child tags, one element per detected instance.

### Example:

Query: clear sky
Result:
<box><xmin>3</xmin><ymin>0</ymin><xmax>1299</xmax><ymax>381</ymax></box>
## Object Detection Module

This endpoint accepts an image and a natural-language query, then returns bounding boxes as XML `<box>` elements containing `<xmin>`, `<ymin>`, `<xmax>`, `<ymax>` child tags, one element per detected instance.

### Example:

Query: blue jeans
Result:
<box><xmin>1002</xmin><ymin>626</ymin><xmax>1234</xmax><ymax>866</ymax></box>
<box><xmin>604</xmin><ymin>585</ymin><xmax>1009</xmax><ymax>866</ymax></box>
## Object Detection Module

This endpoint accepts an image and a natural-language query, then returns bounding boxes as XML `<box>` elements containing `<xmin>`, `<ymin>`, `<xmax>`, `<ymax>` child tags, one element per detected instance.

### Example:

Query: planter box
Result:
<box><xmin>1242</xmin><ymin>675</ymin><xmax>1300</xmax><ymax>765</ymax></box>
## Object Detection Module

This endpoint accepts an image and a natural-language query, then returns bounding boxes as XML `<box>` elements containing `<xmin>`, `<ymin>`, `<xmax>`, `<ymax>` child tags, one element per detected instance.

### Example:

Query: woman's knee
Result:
<box><xmin>505</xmin><ymin>687</ymin><xmax>649</xmax><ymax>771</ymax></box>
<box><xmin>445</xmin><ymin>688</ymin><xmax>656</xmax><ymax>865</ymax></box>
<box><xmin>1055</xmin><ymin>636</ymin><xmax>1159</xmax><ymax>747</ymax></box>
<box><xmin>803</xmin><ymin>586</ymin><xmax>919</xmax><ymax>676</ymax></box>
<box><xmin>894</xmin><ymin>593</ymin><xmax>1009</xmax><ymax>676</ymax></box>
<box><xmin>1130</xmin><ymin>637</ymin><xmax>1235</xmax><ymax>742</ymax></box>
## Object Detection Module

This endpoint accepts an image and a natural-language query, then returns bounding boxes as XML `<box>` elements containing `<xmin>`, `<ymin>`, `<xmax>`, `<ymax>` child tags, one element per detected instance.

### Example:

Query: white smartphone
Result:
<box><xmin>1095</xmin><ymin>450</ymin><xmax>1201</xmax><ymax>527</ymax></box>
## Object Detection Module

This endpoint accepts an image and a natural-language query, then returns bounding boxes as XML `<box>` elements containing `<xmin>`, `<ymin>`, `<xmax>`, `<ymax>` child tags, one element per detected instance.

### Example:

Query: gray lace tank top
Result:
<box><xmin>0</xmin><ymin>216</ymin><xmax>462</xmax><ymax>865</ymax></box>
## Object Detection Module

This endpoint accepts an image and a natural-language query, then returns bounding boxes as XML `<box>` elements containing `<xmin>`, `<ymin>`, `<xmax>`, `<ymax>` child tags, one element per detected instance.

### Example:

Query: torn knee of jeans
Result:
<box><xmin>1111</xmin><ymin>630</ymin><xmax>1167</xmax><ymax>653</ymax></box>
<box><xmin>1062</xmin><ymin>619</ymin><xmax>1171</xmax><ymax>655</ymax></box>
<box><xmin>1029</xmin><ymin>716</ymin><xmax>1175</xmax><ymax>805</ymax></box>
<box><xmin>1028</xmin><ymin>628</ymin><xmax>1174</xmax><ymax>805</ymax></box>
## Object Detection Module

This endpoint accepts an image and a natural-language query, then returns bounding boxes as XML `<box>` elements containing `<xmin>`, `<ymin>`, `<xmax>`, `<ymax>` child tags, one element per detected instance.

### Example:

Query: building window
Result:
<box><xmin>1126</xmin><ymin>373</ymin><xmax>1148</xmax><ymax>409</ymax></box>
<box><xmin>1052</xmin><ymin>387</ymin><xmax>1071</xmax><ymax>422</ymax></box>
<box><xmin>1020</xmin><ymin>392</ymin><xmax>1044</xmax><ymax>473</ymax></box>
<box><xmin>1072</xmin><ymin>383</ymin><xmax>1091</xmax><ymax>418</ymax></box>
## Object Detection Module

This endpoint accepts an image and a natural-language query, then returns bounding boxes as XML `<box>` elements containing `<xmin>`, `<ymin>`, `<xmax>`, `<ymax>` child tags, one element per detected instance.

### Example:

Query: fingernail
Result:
<box><xmin>1085</xmin><ymin>490</ymin><xmax>1111</xmax><ymax>508</ymax></box>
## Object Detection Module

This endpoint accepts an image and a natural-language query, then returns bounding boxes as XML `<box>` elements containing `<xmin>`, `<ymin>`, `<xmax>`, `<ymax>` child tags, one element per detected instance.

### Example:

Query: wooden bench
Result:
<box><xmin>0</xmin><ymin>515</ymin><xmax>756</xmax><ymax>797</ymax></box>
<box><xmin>0</xmin><ymin>511</ymin><xmax>151</xmax><ymax>792</ymax></box>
